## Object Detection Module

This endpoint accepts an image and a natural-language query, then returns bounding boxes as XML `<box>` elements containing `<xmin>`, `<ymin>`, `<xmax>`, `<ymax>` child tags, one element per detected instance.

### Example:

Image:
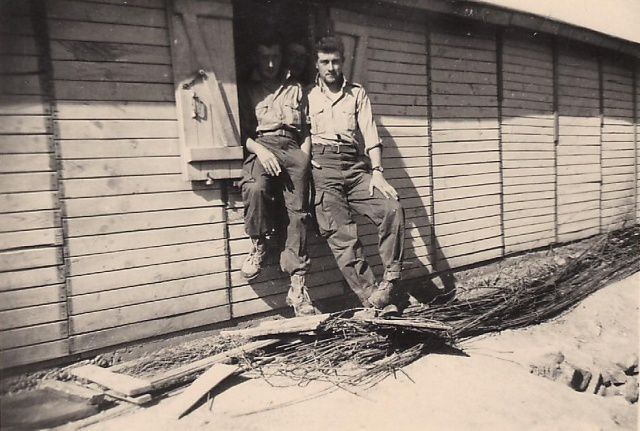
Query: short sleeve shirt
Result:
<box><xmin>240</xmin><ymin>73</ymin><xmax>305</xmax><ymax>142</ymax></box>
<box><xmin>306</xmin><ymin>76</ymin><xmax>381</xmax><ymax>152</ymax></box>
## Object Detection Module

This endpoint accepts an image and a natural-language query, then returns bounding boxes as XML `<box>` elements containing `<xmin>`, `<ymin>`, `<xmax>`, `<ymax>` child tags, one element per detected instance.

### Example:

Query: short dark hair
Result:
<box><xmin>314</xmin><ymin>36</ymin><xmax>344</xmax><ymax>59</ymax></box>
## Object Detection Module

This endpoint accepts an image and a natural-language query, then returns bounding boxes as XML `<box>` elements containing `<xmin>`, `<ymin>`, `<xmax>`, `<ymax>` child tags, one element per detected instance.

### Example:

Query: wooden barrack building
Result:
<box><xmin>0</xmin><ymin>0</ymin><xmax>638</xmax><ymax>369</ymax></box>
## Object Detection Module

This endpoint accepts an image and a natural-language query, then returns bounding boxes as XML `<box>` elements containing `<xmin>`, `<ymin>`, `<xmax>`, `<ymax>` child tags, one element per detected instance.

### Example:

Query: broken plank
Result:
<box><xmin>169</xmin><ymin>363</ymin><xmax>239</xmax><ymax>419</ymax></box>
<box><xmin>147</xmin><ymin>338</ymin><xmax>279</xmax><ymax>390</ymax></box>
<box><xmin>40</xmin><ymin>379</ymin><xmax>106</xmax><ymax>405</ymax></box>
<box><xmin>356</xmin><ymin>318</ymin><xmax>452</xmax><ymax>331</ymax></box>
<box><xmin>70</xmin><ymin>364</ymin><xmax>152</xmax><ymax>396</ymax></box>
<box><xmin>220</xmin><ymin>314</ymin><xmax>330</xmax><ymax>339</ymax></box>
<box><xmin>102</xmin><ymin>390</ymin><xmax>153</xmax><ymax>406</ymax></box>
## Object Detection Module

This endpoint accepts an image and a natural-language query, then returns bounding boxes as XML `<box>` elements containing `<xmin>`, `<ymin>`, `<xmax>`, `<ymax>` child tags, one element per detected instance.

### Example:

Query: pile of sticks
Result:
<box><xmin>247</xmin><ymin>226</ymin><xmax>640</xmax><ymax>387</ymax></box>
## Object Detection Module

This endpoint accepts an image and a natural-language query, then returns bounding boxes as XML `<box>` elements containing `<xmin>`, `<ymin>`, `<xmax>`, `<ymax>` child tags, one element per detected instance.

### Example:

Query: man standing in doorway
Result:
<box><xmin>307</xmin><ymin>36</ymin><xmax>405</xmax><ymax>310</ymax></box>
<box><xmin>239</xmin><ymin>39</ymin><xmax>314</xmax><ymax>316</ymax></box>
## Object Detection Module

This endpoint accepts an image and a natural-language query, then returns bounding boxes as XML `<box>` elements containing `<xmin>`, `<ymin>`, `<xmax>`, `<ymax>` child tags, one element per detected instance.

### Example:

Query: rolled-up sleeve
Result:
<box><xmin>356</xmin><ymin>88</ymin><xmax>382</xmax><ymax>153</ymax></box>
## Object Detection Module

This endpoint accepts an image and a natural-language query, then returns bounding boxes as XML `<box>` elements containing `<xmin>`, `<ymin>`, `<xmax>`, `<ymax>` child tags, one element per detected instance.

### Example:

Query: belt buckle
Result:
<box><xmin>334</xmin><ymin>143</ymin><xmax>342</xmax><ymax>154</ymax></box>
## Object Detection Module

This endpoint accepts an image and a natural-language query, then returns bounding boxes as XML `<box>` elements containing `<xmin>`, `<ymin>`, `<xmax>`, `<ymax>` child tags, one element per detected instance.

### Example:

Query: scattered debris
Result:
<box><xmin>220</xmin><ymin>315</ymin><xmax>331</xmax><ymax>339</ymax></box>
<box><xmin>168</xmin><ymin>364</ymin><xmax>239</xmax><ymax>419</ymax></box>
<box><xmin>1</xmin><ymin>227</ymin><xmax>637</xmax><ymax>424</ymax></box>
<box><xmin>71</xmin><ymin>365</ymin><xmax>153</xmax><ymax>397</ymax></box>
<box><xmin>238</xmin><ymin>226</ymin><xmax>640</xmax><ymax>388</ymax></box>
<box><xmin>39</xmin><ymin>380</ymin><xmax>106</xmax><ymax>406</ymax></box>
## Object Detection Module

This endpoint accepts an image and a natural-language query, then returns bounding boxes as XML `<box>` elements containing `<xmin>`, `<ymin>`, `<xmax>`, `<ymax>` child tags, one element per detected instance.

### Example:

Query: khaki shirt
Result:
<box><xmin>240</xmin><ymin>73</ymin><xmax>305</xmax><ymax>142</ymax></box>
<box><xmin>306</xmin><ymin>76</ymin><xmax>381</xmax><ymax>153</ymax></box>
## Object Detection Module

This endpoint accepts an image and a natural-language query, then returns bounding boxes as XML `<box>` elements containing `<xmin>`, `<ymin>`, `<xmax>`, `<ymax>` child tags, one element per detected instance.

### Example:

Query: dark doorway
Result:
<box><xmin>233</xmin><ymin>0</ymin><xmax>313</xmax><ymax>85</ymax></box>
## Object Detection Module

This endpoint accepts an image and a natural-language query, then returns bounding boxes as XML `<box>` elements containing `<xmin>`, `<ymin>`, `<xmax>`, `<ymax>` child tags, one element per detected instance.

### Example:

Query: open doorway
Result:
<box><xmin>233</xmin><ymin>0</ymin><xmax>315</xmax><ymax>86</ymax></box>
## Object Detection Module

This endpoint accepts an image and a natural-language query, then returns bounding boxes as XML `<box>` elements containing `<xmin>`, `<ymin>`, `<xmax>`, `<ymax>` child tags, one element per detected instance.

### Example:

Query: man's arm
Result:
<box><xmin>247</xmin><ymin>138</ymin><xmax>281</xmax><ymax>176</ymax></box>
<box><xmin>239</xmin><ymin>84</ymin><xmax>281</xmax><ymax>176</ymax></box>
<box><xmin>357</xmin><ymin>89</ymin><xmax>398</xmax><ymax>200</ymax></box>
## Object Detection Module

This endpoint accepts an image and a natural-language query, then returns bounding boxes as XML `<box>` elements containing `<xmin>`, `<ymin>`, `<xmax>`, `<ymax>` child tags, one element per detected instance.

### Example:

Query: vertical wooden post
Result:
<box><xmin>632</xmin><ymin>63</ymin><xmax>638</xmax><ymax>223</ymax></box>
<box><xmin>30</xmin><ymin>0</ymin><xmax>71</xmax><ymax>356</ymax></box>
<box><xmin>495</xmin><ymin>27</ymin><xmax>505</xmax><ymax>257</ymax></box>
<box><xmin>552</xmin><ymin>37</ymin><xmax>559</xmax><ymax>244</ymax></box>
<box><xmin>424</xmin><ymin>17</ymin><xmax>437</xmax><ymax>272</ymax></box>
<box><xmin>597</xmin><ymin>54</ymin><xmax>604</xmax><ymax>233</ymax></box>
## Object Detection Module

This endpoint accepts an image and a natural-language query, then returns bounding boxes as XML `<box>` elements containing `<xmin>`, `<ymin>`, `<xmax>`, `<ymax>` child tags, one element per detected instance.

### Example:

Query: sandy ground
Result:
<box><xmin>62</xmin><ymin>272</ymin><xmax>639</xmax><ymax>431</ymax></box>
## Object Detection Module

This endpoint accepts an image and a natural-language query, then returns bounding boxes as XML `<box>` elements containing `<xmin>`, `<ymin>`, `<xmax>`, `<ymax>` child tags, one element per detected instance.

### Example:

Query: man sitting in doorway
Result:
<box><xmin>238</xmin><ymin>38</ymin><xmax>314</xmax><ymax>316</ymax></box>
<box><xmin>307</xmin><ymin>36</ymin><xmax>406</xmax><ymax>310</ymax></box>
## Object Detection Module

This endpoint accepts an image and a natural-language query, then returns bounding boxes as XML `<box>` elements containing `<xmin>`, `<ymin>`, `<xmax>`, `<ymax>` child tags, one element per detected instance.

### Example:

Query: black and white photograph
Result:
<box><xmin>0</xmin><ymin>0</ymin><xmax>638</xmax><ymax>429</ymax></box>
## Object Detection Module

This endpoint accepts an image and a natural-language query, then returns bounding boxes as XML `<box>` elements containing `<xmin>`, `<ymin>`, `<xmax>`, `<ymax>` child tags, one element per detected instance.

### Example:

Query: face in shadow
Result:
<box><xmin>286</xmin><ymin>42</ymin><xmax>307</xmax><ymax>81</ymax></box>
<box><xmin>257</xmin><ymin>44</ymin><xmax>282</xmax><ymax>81</ymax></box>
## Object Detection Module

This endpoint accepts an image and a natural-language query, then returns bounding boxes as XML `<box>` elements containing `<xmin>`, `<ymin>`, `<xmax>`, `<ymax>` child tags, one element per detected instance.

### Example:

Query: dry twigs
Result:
<box><xmin>250</xmin><ymin>226</ymin><xmax>640</xmax><ymax>388</ymax></box>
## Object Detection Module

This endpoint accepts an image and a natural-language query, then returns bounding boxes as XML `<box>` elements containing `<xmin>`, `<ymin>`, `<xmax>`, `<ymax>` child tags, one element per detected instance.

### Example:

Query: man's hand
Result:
<box><xmin>255</xmin><ymin>146</ymin><xmax>281</xmax><ymax>176</ymax></box>
<box><xmin>369</xmin><ymin>170</ymin><xmax>398</xmax><ymax>200</ymax></box>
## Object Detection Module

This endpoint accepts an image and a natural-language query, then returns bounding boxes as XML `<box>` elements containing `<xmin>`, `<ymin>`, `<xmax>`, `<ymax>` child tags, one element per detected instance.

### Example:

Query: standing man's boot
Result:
<box><xmin>286</xmin><ymin>274</ymin><xmax>316</xmax><ymax>316</ymax></box>
<box><xmin>241</xmin><ymin>237</ymin><xmax>266</xmax><ymax>280</ymax></box>
<box><xmin>368</xmin><ymin>280</ymin><xmax>394</xmax><ymax>309</ymax></box>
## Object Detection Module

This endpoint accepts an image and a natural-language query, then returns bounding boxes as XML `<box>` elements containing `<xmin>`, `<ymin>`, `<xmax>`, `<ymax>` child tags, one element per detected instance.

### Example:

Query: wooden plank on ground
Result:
<box><xmin>168</xmin><ymin>364</ymin><xmax>239</xmax><ymax>419</ymax></box>
<box><xmin>135</xmin><ymin>339</ymin><xmax>276</xmax><ymax>391</ymax></box>
<box><xmin>220</xmin><ymin>314</ymin><xmax>330</xmax><ymax>339</ymax></box>
<box><xmin>70</xmin><ymin>364</ymin><xmax>153</xmax><ymax>396</ymax></box>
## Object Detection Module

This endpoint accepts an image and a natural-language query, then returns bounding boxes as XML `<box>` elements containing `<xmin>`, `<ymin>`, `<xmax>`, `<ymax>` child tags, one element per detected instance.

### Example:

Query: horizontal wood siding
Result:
<box><xmin>429</xmin><ymin>23</ymin><xmax>502</xmax><ymax>268</ymax></box>
<box><xmin>500</xmin><ymin>33</ymin><xmax>556</xmax><ymax>252</ymax></box>
<box><xmin>600</xmin><ymin>61</ymin><xmax>636</xmax><ymax>231</ymax></box>
<box><xmin>45</xmin><ymin>0</ymin><xmax>230</xmax><ymax>354</ymax></box>
<box><xmin>3</xmin><ymin>3</ymin><xmax>640</xmax><ymax>369</ymax></box>
<box><xmin>0</xmin><ymin>1</ymin><xmax>69</xmax><ymax>368</ymax></box>
<box><xmin>363</xmin><ymin>15</ymin><xmax>432</xmax><ymax>282</ymax></box>
<box><xmin>556</xmin><ymin>47</ymin><xmax>602</xmax><ymax>242</ymax></box>
<box><xmin>636</xmin><ymin>63</ymin><xmax>640</xmax><ymax>223</ymax></box>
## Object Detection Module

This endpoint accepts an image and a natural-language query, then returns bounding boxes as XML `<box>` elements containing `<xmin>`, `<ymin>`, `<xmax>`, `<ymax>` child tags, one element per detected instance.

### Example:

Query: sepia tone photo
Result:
<box><xmin>0</xmin><ymin>0</ymin><xmax>638</xmax><ymax>429</ymax></box>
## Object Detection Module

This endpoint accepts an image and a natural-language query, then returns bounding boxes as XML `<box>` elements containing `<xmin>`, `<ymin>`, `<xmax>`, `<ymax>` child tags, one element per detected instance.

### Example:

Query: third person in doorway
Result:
<box><xmin>307</xmin><ymin>36</ymin><xmax>406</xmax><ymax>310</ymax></box>
<box><xmin>239</xmin><ymin>39</ymin><xmax>314</xmax><ymax>316</ymax></box>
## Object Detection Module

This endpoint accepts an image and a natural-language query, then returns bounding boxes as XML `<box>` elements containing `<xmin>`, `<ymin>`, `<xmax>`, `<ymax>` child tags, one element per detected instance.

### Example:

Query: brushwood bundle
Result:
<box><xmin>254</xmin><ymin>226</ymin><xmax>640</xmax><ymax>387</ymax></box>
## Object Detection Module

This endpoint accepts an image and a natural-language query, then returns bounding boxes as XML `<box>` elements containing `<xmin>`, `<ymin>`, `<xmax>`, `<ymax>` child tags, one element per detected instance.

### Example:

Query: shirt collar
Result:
<box><xmin>316</xmin><ymin>73</ymin><xmax>350</xmax><ymax>93</ymax></box>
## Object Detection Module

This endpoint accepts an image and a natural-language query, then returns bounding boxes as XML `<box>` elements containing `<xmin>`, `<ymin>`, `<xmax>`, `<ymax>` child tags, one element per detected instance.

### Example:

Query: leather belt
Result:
<box><xmin>312</xmin><ymin>142</ymin><xmax>356</xmax><ymax>154</ymax></box>
<box><xmin>257</xmin><ymin>128</ymin><xmax>299</xmax><ymax>140</ymax></box>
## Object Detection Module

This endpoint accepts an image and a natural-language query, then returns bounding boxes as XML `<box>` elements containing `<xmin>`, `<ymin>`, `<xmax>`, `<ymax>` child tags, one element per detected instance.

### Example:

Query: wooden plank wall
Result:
<box><xmin>429</xmin><ymin>22</ymin><xmax>503</xmax><ymax>268</ymax></box>
<box><xmin>44</xmin><ymin>0</ymin><xmax>230</xmax><ymax>355</ymax></box>
<box><xmin>600</xmin><ymin>59</ymin><xmax>636</xmax><ymax>230</ymax></box>
<box><xmin>2</xmin><ymin>2</ymin><xmax>639</xmax><ymax>369</ymax></box>
<box><xmin>367</xmin><ymin>18</ymin><xmax>432</xmax><ymax>282</ymax></box>
<box><xmin>500</xmin><ymin>32</ymin><xmax>556</xmax><ymax>253</ymax></box>
<box><xmin>345</xmin><ymin>13</ymin><xmax>433</xmax><ymax>282</ymax></box>
<box><xmin>637</xmin><ymin>63</ymin><xmax>640</xmax><ymax>224</ymax></box>
<box><xmin>0</xmin><ymin>1</ymin><xmax>69</xmax><ymax>368</ymax></box>
<box><xmin>556</xmin><ymin>46</ymin><xmax>602</xmax><ymax>242</ymax></box>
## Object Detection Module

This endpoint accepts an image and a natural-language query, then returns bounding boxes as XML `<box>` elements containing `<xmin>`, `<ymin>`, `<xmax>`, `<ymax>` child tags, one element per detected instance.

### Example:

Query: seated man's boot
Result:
<box><xmin>368</xmin><ymin>280</ymin><xmax>395</xmax><ymax>309</ymax></box>
<box><xmin>286</xmin><ymin>274</ymin><xmax>316</xmax><ymax>316</ymax></box>
<box><xmin>240</xmin><ymin>237</ymin><xmax>266</xmax><ymax>280</ymax></box>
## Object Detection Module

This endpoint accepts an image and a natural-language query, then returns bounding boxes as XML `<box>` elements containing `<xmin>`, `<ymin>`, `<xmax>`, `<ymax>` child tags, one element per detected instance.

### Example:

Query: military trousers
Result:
<box><xmin>241</xmin><ymin>135</ymin><xmax>311</xmax><ymax>276</ymax></box>
<box><xmin>311</xmin><ymin>143</ymin><xmax>405</xmax><ymax>305</ymax></box>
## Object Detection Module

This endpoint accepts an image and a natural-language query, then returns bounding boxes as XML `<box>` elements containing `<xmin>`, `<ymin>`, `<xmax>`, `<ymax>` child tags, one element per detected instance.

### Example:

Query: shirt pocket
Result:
<box><xmin>309</xmin><ymin>107</ymin><xmax>326</xmax><ymax>134</ymax></box>
<box><xmin>281</xmin><ymin>102</ymin><xmax>302</xmax><ymax>128</ymax></box>
<box><xmin>335</xmin><ymin>107</ymin><xmax>357</xmax><ymax>133</ymax></box>
<box><xmin>254</xmin><ymin>103</ymin><xmax>270</xmax><ymax>126</ymax></box>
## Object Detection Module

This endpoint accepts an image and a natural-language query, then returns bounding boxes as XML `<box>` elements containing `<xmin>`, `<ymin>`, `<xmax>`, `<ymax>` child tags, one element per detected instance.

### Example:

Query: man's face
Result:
<box><xmin>286</xmin><ymin>43</ymin><xmax>307</xmax><ymax>79</ymax></box>
<box><xmin>316</xmin><ymin>51</ymin><xmax>343</xmax><ymax>85</ymax></box>
<box><xmin>257</xmin><ymin>44</ymin><xmax>282</xmax><ymax>81</ymax></box>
